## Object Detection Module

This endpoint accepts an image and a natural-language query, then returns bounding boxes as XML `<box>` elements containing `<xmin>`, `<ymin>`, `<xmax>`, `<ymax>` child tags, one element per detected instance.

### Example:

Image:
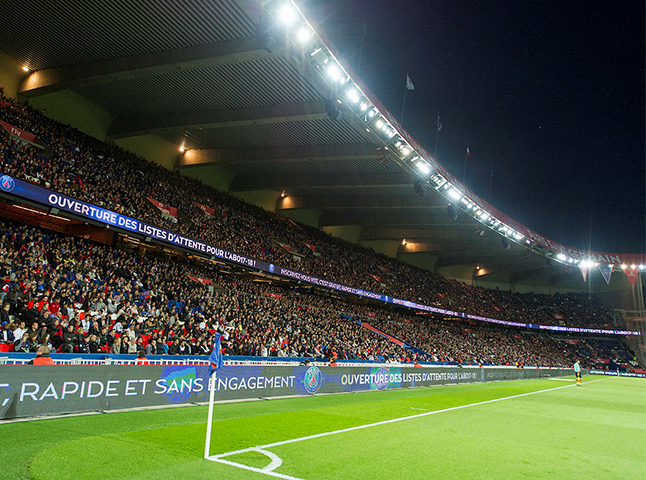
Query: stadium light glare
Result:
<box><xmin>369</xmin><ymin>109</ymin><xmax>376</xmax><ymax>118</ymax></box>
<box><xmin>557</xmin><ymin>253</ymin><xmax>567</xmax><ymax>261</ymax></box>
<box><xmin>375</xmin><ymin>119</ymin><xmax>384</xmax><ymax>129</ymax></box>
<box><xmin>402</xmin><ymin>146</ymin><xmax>411</xmax><ymax>156</ymax></box>
<box><xmin>296</xmin><ymin>26</ymin><xmax>312</xmax><ymax>43</ymax></box>
<box><xmin>179</xmin><ymin>145</ymin><xmax>185</xmax><ymax>152</ymax></box>
<box><xmin>346</xmin><ymin>88</ymin><xmax>360</xmax><ymax>103</ymax></box>
<box><xmin>621</xmin><ymin>264</ymin><xmax>627</xmax><ymax>269</ymax></box>
<box><xmin>326</xmin><ymin>64</ymin><xmax>341</xmax><ymax>81</ymax></box>
<box><xmin>448</xmin><ymin>189</ymin><xmax>461</xmax><ymax>201</ymax></box>
<box><xmin>22</xmin><ymin>66</ymin><xmax>29</xmax><ymax>72</ymax></box>
<box><xmin>402</xmin><ymin>239</ymin><xmax>407</xmax><ymax>245</ymax></box>
<box><xmin>417</xmin><ymin>162</ymin><xmax>430</xmax><ymax>175</ymax></box>
<box><xmin>279</xmin><ymin>4</ymin><xmax>297</xmax><ymax>24</ymax></box>
<box><xmin>639</xmin><ymin>264</ymin><xmax>644</xmax><ymax>270</ymax></box>
<box><xmin>631</xmin><ymin>264</ymin><xmax>636</xmax><ymax>269</ymax></box>
<box><xmin>359</xmin><ymin>102</ymin><xmax>368</xmax><ymax>111</ymax></box>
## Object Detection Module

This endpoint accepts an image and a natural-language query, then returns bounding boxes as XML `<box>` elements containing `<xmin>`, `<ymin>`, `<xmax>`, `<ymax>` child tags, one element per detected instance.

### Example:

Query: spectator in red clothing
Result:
<box><xmin>135</xmin><ymin>350</ymin><xmax>148</xmax><ymax>365</ymax></box>
<box><xmin>28</xmin><ymin>345</ymin><xmax>55</xmax><ymax>365</ymax></box>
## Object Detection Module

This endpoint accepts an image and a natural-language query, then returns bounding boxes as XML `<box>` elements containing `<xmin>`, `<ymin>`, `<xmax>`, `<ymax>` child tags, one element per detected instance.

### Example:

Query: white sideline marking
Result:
<box><xmin>547</xmin><ymin>378</ymin><xmax>576</xmax><ymax>382</ymax></box>
<box><xmin>410</xmin><ymin>407</ymin><xmax>427</xmax><ymax>411</ymax></box>
<box><xmin>207</xmin><ymin>378</ymin><xmax>605</xmax><ymax>478</ymax></box>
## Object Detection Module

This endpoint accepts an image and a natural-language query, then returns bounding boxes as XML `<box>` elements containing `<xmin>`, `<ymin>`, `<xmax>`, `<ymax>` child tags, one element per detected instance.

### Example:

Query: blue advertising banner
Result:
<box><xmin>0</xmin><ymin>174</ymin><xmax>639</xmax><ymax>336</ymax></box>
<box><xmin>0</xmin><ymin>365</ymin><xmax>574</xmax><ymax>419</ymax></box>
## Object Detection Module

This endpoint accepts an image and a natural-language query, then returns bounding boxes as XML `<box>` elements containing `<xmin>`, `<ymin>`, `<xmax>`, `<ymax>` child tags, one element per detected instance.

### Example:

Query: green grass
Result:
<box><xmin>1</xmin><ymin>376</ymin><xmax>644</xmax><ymax>479</ymax></box>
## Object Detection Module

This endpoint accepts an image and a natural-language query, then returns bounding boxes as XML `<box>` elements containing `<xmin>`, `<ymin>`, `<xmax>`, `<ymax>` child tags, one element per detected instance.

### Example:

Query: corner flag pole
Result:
<box><xmin>204</xmin><ymin>333</ymin><xmax>222</xmax><ymax>459</ymax></box>
<box><xmin>204</xmin><ymin>373</ymin><xmax>216</xmax><ymax>458</ymax></box>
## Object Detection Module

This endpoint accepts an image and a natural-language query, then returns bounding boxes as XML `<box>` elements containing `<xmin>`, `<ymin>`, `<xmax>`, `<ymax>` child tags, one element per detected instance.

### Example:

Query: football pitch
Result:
<box><xmin>1</xmin><ymin>376</ymin><xmax>644</xmax><ymax>479</ymax></box>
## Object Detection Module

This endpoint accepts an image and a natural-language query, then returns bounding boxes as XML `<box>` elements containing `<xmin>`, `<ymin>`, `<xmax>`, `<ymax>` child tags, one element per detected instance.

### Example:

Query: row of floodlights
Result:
<box><xmin>558</xmin><ymin>257</ymin><xmax>645</xmax><ymax>270</ymax></box>
<box><xmin>270</xmin><ymin>2</ymin><xmax>628</xmax><ymax>267</ymax></box>
<box><xmin>271</xmin><ymin>2</ymin><xmax>420</xmax><ymax>163</ymax></box>
<box><xmin>440</xmin><ymin>181</ymin><xmax>528</xmax><ymax>244</ymax></box>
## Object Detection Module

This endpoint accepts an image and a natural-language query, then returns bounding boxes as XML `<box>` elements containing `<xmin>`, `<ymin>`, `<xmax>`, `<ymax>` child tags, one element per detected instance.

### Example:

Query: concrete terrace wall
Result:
<box><xmin>0</xmin><ymin>50</ymin><xmax>25</xmax><ymax>99</ymax></box>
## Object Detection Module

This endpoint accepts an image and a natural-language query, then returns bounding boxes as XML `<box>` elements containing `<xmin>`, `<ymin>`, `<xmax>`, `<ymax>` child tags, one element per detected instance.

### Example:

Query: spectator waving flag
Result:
<box><xmin>208</xmin><ymin>333</ymin><xmax>223</xmax><ymax>376</ymax></box>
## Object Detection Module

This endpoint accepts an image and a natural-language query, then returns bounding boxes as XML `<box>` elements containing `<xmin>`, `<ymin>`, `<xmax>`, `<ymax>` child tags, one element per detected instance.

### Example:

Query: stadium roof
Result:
<box><xmin>1</xmin><ymin>0</ymin><xmax>643</xmax><ymax>279</ymax></box>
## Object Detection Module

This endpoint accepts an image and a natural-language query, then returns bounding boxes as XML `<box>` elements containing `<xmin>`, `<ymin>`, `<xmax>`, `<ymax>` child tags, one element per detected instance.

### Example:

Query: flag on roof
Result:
<box><xmin>598</xmin><ymin>264</ymin><xmax>613</xmax><ymax>285</ymax></box>
<box><xmin>406</xmin><ymin>75</ymin><xmax>414</xmax><ymax>90</ymax></box>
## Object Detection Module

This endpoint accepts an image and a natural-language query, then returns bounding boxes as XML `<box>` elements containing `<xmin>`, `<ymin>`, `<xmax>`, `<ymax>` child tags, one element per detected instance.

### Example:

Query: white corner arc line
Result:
<box><xmin>256</xmin><ymin>448</ymin><xmax>283</xmax><ymax>472</ymax></box>
<box><xmin>208</xmin><ymin>456</ymin><xmax>304</xmax><ymax>480</ymax></box>
<box><xmin>208</xmin><ymin>379</ymin><xmax>605</xmax><ymax>477</ymax></box>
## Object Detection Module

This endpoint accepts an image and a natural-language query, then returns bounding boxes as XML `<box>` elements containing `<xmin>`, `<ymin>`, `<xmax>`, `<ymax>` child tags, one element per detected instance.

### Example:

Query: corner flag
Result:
<box><xmin>208</xmin><ymin>333</ymin><xmax>223</xmax><ymax>376</ymax></box>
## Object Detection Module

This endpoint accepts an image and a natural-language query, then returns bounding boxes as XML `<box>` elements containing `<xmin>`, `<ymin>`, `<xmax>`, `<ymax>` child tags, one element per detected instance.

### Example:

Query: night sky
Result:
<box><xmin>302</xmin><ymin>0</ymin><xmax>645</xmax><ymax>255</ymax></box>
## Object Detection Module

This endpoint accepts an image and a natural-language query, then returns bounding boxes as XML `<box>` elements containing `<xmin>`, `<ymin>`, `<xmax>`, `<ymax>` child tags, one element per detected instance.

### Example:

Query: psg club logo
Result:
<box><xmin>269</xmin><ymin>264</ymin><xmax>275</xmax><ymax>273</ymax></box>
<box><xmin>303</xmin><ymin>366</ymin><xmax>322</xmax><ymax>395</ymax></box>
<box><xmin>0</xmin><ymin>175</ymin><xmax>15</xmax><ymax>192</ymax></box>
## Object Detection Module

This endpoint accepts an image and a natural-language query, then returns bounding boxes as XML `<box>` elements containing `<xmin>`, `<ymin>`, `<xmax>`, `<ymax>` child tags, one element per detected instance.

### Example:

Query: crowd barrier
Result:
<box><xmin>0</xmin><ymin>364</ymin><xmax>574</xmax><ymax>419</ymax></box>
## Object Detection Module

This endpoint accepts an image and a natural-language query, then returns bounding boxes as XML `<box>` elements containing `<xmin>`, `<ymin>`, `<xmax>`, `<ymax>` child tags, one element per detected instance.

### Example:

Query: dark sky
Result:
<box><xmin>301</xmin><ymin>0</ymin><xmax>645</xmax><ymax>255</ymax></box>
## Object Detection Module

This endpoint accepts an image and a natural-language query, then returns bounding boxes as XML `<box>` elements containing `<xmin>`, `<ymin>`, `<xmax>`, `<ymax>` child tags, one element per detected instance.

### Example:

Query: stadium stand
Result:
<box><xmin>0</xmin><ymin>219</ymin><xmax>636</xmax><ymax>369</ymax></box>
<box><xmin>0</xmin><ymin>87</ymin><xmax>624</xmax><ymax>336</ymax></box>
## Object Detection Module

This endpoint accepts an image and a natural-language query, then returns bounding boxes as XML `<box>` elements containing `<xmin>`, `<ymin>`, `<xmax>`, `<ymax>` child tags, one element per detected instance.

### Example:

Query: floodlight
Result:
<box><xmin>346</xmin><ymin>88</ymin><xmax>360</xmax><ymax>103</ymax></box>
<box><xmin>417</xmin><ymin>162</ymin><xmax>430</xmax><ymax>175</ymax></box>
<box><xmin>297</xmin><ymin>26</ymin><xmax>312</xmax><ymax>43</ymax></box>
<box><xmin>279</xmin><ymin>5</ymin><xmax>297</xmax><ymax>24</ymax></box>
<box><xmin>448</xmin><ymin>189</ymin><xmax>461</xmax><ymax>200</ymax></box>
<box><xmin>326</xmin><ymin>64</ymin><xmax>341</xmax><ymax>81</ymax></box>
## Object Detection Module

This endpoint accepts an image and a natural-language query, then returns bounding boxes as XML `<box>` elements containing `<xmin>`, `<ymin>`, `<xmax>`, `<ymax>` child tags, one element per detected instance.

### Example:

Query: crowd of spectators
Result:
<box><xmin>0</xmin><ymin>87</ymin><xmax>621</xmax><ymax>331</ymax></box>
<box><xmin>0</xmin><ymin>220</ymin><xmax>633</xmax><ymax>369</ymax></box>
